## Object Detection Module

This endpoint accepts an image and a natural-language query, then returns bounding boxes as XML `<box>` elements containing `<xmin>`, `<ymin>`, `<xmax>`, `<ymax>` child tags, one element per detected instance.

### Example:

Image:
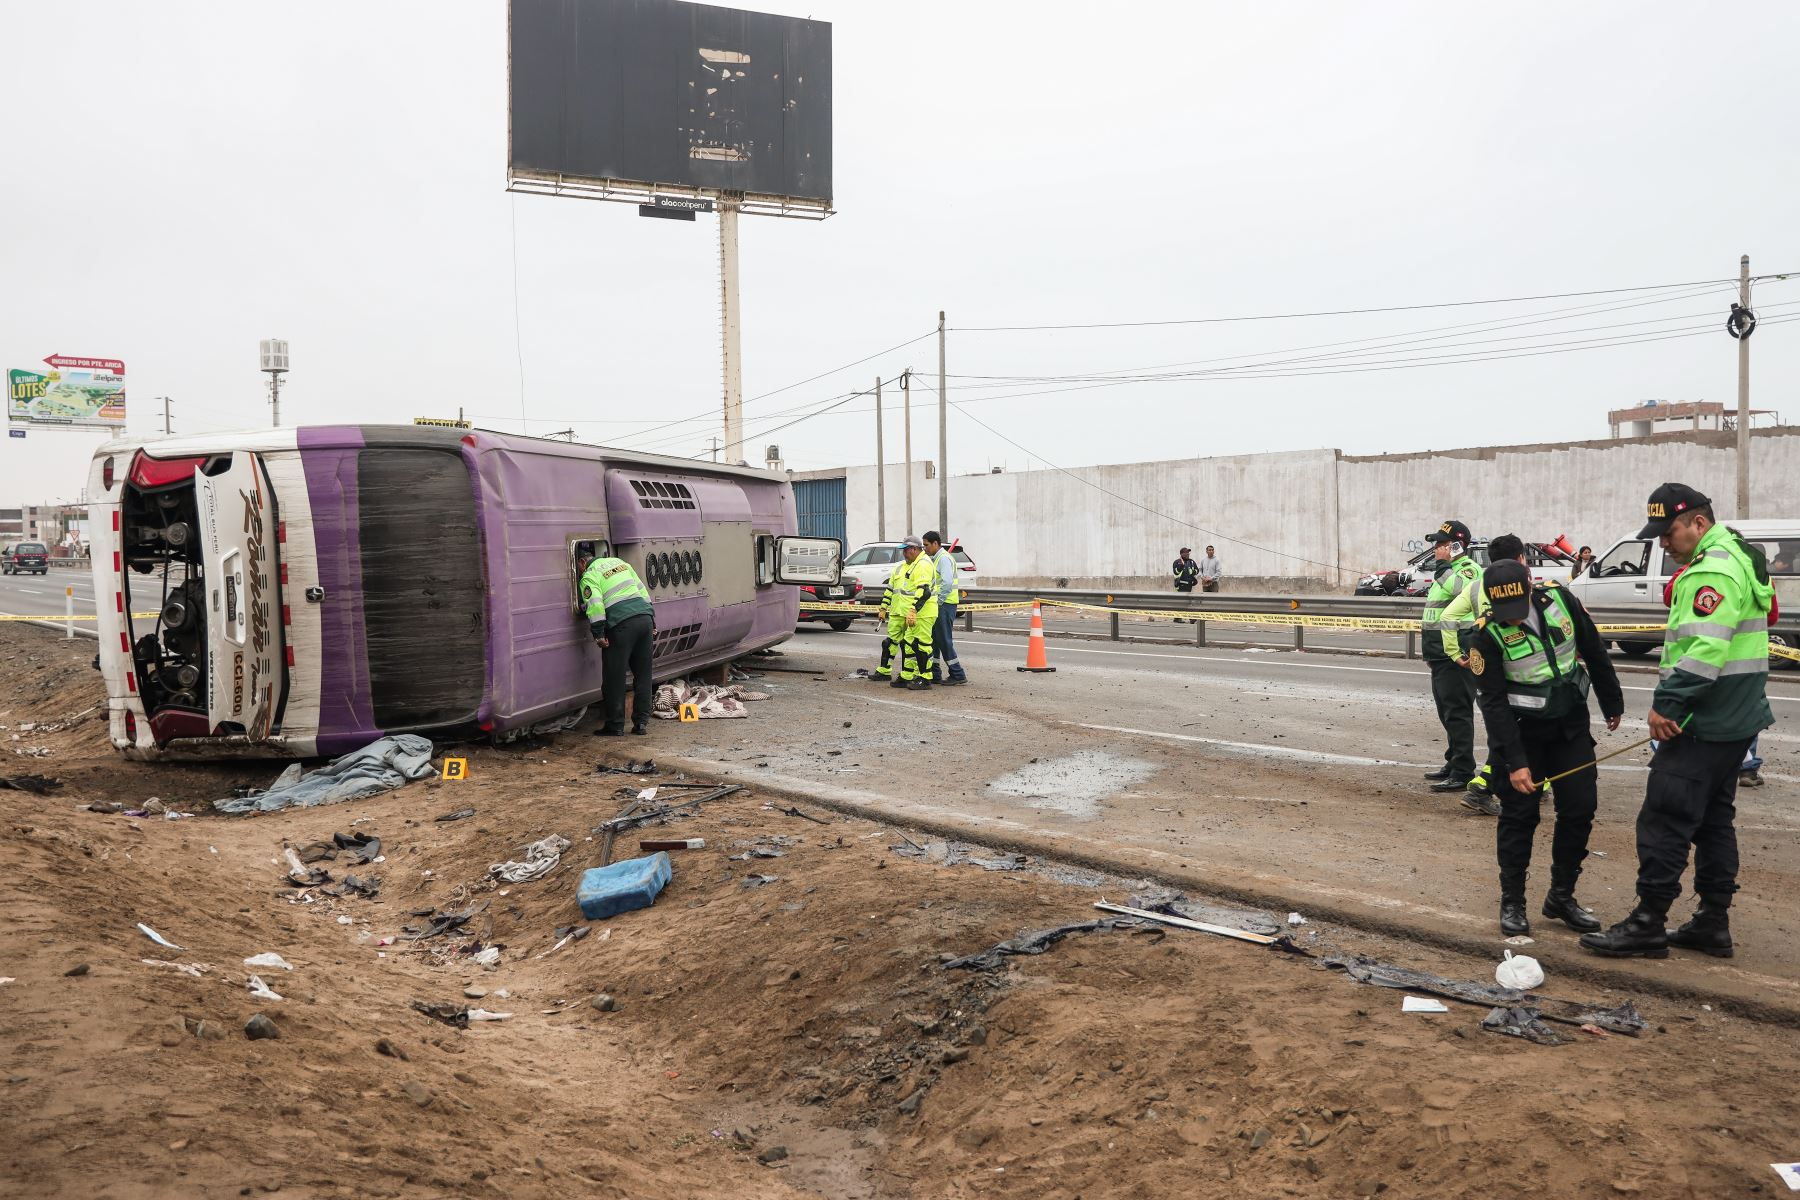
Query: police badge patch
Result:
<box><xmin>1468</xmin><ymin>648</ymin><xmax>1485</xmax><ymax>675</ymax></box>
<box><xmin>1694</xmin><ymin>586</ymin><xmax>1723</xmax><ymax>616</ymax></box>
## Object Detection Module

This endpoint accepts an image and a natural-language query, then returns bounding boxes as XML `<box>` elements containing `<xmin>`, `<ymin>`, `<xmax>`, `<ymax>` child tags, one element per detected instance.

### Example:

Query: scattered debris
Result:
<box><xmin>470</xmin><ymin>947</ymin><xmax>502</xmax><ymax>969</ymax></box>
<box><xmin>412</xmin><ymin>1000</ymin><xmax>471</xmax><ymax>1028</ymax></box>
<box><xmin>435</xmin><ymin>807</ymin><xmax>477</xmax><ymax>823</ymax></box>
<box><xmin>243</xmin><ymin>952</ymin><xmax>294</xmax><ymax>971</ymax></box>
<box><xmin>322</xmin><ymin>873</ymin><xmax>381</xmax><ymax>899</ymax></box>
<box><xmin>1770</xmin><ymin>1163</ymin><xmax>1800</xmax><ymax>1191</ymax></box>
<box><xmin>246</xmin><ymin>975</ymin><xmax>284</xmax><ymax>1002</ymax></box>
<box><xmin>1481</xmin><ymin>1005</ymin><xmax>1568</xmax><ymax>1046</ymax></box>
<box><xmin>141</xmin><ymin>959</ymin><xmax>207</xmax><ymax>977</ymax></box>
<box><xmin>488</xmin><ymin>833</ymin><xmax>572</xmax><ymax>884</ymax></box>
<box><xmin>136</xmin><ymin>923</ymin><xmax>183</xmax><ymax>951</ymax></box>
<box><xmin>0</xmin><ymin>774</ymin><xmax>61</xmax><ymax>795</ymax></box>
<box><xmin>1287</xmin><ymin>912</ymin><xmax>1307</xmax><ymax>927</ymax></box>
<box><xmin>1401</xmin><ymin>996</ymin><xmax>1449</xmax><ymax>1013</ymax></box>
<box><xmin>467</xmin><ymin>1009</ymin><xmax>512</xmax><ymax>1022</ymax></box>
<box><xmin>945</xmin><ymin>919</ymin><xmax>1139</xmax><ymax>971</ymax></box>
<box><xmin>63</xmin><ymin>963</ymin><xmax>89</xmax><ymax>978</ymax></box>
<box><xmin>729</xmin><ymin>848</ymin><xmax>784</xmax><ymax>861</ymax></box>
<box><xmin>596</xmin><ymin>760</ymin><xmax>658</xmax><ymax>776</ymax></box>
<box><xmin>641</xmin><ymin>837</ymin><xmax>705</xmax><ymax>851</ymax></box>
<box><xmin>403</xmin><ymin>901</ymin><xmax>489</xmax><ymax>941</ymax></box>
<box><xmin>578</xmin><ymin>852</ymin><xmax>673</xmax><ymax>920</ymax></box>
<box><xmin>591</xmin><ymin>993</ymin><xmax>618</xmax><ymax>1013</ymax></box>
<box><xmin>376</xmin><ymin>1038</ymin><xmax>409</xmax><ymax>1060</ymax></box>
<box><xmin>740</xmin><ymin>873</ymin><xmax>780</xmax><ymax>889</ymax></box>
<box><xmin>774</xmin><ymin>804</ymin><xmax>828</xmax><ymax>825</ymax></box>
<box><xmin>1094</xmin><ymin>902</ymin><xmax>1291</xmax><ymax>948</ymax></box>
<box><xmin>597</xmin><ymin>785</ymin><xmax>739</xmax><ymax>864</ymax></box>
<box><xmin>1503</xmin><ymin>935</ymin><xmax>1536</xmax><ymax>946</ymax></box>
<box><xmin>1321</xmin><ymin>955</ymin><xmax>1646</xmax><ymax>1036</ymax></box>
<box><xmin>1495</xmin><ymin>951</ymin><xmax>1545</xmax><ymax>991</ymax></box>
<box><xmin>282</xmin><ymin>846</ymin><xmax>331</xmax><ymax>887</ymax></box>
<box><xmin>333</xmin><ymin>831</ymin><xmax>381</xmax><ymax>864</ymax></box>
<box><xmin>652</xmin><ymin>681</ymin><xmax>769</xmax><ymax>720</ymax></box>
<box><xmin>243</xmin><ymin>1014</ymin><xmax>280</xmax><ymax>1041</ymax></box>
<box><xmin>86</xmin><ymin>801</ymin><xmax>123</xmax><ymax>814</ymax></box>
<box><xmin>215</xmin><ymin>735</ymin><xmax>436</xmax><ymax>814</ymax></box>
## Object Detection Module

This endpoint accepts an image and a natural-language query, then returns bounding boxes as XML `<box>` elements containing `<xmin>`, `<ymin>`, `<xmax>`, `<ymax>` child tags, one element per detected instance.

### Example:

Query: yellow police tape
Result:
<box><xmin>798</xmin><ymin>598</ymin><xmax>1800</xmax><ymax>663</ymax></box>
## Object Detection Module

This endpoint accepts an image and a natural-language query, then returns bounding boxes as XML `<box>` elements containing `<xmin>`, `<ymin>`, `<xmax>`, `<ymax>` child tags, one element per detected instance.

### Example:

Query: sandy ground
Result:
<box><xmin>3</xmin><ymin>622</ymin><xmax>1800</xmax><ymax>1199</ymax></box>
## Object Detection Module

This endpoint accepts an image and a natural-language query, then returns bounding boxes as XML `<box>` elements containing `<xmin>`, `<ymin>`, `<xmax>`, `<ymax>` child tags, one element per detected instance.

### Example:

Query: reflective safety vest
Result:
<box><xmin>1421</xmin><ymin>554</ymin><xmax>1481</xmax><ymax>652</ymax></box>
<box><xmin>883</xmin><ymin>553</ymin><xmax>940</xmax><ymax>619</ymax></box>
<box><xmin>579</xmin><ymin>556</ymin><xmax>653</xmax><ymax>632</ymax></box>
<box><xmin>931</xmin><ymin>548</ymin><xmax>961</xmax><ymax>606</ymax></box>
<box><xmin>1491</xmin><ymin>584</ymin><xmax>1590</xmax><ymax>720</ymax></box>
<box><xmin>1654</xmin><ymin>523</ymin><xmax>1775</xmax><ymax>740</ymax></box>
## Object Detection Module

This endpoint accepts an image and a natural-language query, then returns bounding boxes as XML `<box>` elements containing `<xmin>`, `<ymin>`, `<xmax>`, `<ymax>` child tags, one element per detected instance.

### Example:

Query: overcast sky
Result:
<box><xmin>4</xmin><ymin>1</ymin><xmax>1799</xmax><ymax>501</ymax></box>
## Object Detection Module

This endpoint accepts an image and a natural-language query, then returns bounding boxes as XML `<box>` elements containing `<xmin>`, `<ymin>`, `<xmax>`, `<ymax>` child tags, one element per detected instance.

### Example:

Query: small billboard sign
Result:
<box><xmin>9</xmin><ymin>354</ymin><xmax>127</xmax><ymax>428</ymax></box>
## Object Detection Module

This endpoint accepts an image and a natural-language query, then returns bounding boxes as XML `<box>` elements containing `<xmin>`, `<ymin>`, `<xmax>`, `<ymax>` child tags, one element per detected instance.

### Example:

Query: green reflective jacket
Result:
<box><xmin>1421</xmin><ymin>553</ymin><xmax>1481</xmax><ymax>657</ymax></box>
<box><xmin>883</xmin><ymin>554</ymin><xmax>940</xmax><ymax>620</ymax></box>
<box><xmin>1440</xmin><ymin>570</ymin><xmax>1490</xmax><ymax>661</ymax></box>
<box><xmin>580</xmin><ymin>557</ymin><xmax>654</xmax><ymax>634</ymax></box>
<box><xmin>1490</xmin><ymin>584</ymin><xmax>1589</xmax><ymax>720</ymax></box>
<box><xmin>1652</xmin><ymin>524</ymin><xmax>1775</xmax><ymax>740</ymax></box>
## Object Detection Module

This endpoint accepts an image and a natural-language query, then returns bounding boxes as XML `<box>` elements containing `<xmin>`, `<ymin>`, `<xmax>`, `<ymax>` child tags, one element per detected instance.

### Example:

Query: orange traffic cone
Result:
<box><xmin>1018</xmin><ymin>601</ymin><xmax>1057</xmax><ymax>673</ymax></box>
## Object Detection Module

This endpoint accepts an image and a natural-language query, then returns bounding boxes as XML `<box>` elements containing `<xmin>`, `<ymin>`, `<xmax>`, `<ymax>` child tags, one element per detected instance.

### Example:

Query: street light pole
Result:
<box><xmin>1736</xmin><ymin>254</ymin><xmax>1751</xmax><ymax>519</ymax></box>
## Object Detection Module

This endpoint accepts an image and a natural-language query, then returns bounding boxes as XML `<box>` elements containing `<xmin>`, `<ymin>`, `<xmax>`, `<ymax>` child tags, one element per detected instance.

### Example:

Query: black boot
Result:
<box><xmin>1542</xmin><ymin>869</ymin><xmax>1602</xmax><ymax>933</ymax></box>
<box><xmin>1423</xmin><ymin>765</ymin><xmax>1452</xmax><ymax>782</ymax></box>
<box><xmin>1499</xmin><ymin>871</ymin><xmax>1529</xmax><ymax>936</ymax></box>
<box><xmin>1579</xmin><ymin>906</ymin><xmax>1669</xmax><ymax>958</ymax></box>
<box><xmin>1667</xmin><ymin>895</ymin><xmax>1734</xmax><ymax>958</ymax></box>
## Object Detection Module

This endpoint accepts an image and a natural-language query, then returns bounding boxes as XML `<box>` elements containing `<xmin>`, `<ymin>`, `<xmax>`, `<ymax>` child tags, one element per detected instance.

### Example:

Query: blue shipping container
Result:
<box><xmin>792</xmin><ymin>476</ymin><xmax>847</xmax><ymax>550</ymax></box>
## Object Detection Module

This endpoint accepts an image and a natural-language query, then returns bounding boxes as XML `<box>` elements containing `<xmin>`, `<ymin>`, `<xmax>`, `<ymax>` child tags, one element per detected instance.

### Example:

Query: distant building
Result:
<box><xmin>1607</xmin><ymin>400</ymin><xmax>1776</xmax><ymax>439</ymax></box>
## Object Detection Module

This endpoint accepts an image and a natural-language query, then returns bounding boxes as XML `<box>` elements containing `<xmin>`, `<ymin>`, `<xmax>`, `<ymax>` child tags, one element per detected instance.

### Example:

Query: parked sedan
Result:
<box><xmin>797</xmin><ymin>575</ymin><xmax>866</xmax><ymax>631</ymax></box>
<box><xmin>842</xmin><ymin>541</ymin><xmax>979</xmax><ymax>597</ymax></box>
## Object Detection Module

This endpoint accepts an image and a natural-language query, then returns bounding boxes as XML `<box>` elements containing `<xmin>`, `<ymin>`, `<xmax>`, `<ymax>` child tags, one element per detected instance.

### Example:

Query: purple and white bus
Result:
<box><xmin>86</xmin><ymin>425</ymin><xmax>840</xmax><ymax>760</ymax></box>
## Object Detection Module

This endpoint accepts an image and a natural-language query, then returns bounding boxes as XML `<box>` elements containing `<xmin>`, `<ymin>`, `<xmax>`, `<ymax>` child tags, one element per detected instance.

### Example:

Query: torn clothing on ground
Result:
<box><xmin>652</xmin><ymin>681</ymin><xmax>770</xmax><ymax>720</ymax></box>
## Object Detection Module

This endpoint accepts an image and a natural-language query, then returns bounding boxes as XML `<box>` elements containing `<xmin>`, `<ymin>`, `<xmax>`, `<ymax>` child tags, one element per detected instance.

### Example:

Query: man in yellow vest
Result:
<box><xmin>872</xmin><ymin>536</ymin><xmax>939</xmax><ymax>691</ymax></box>
<box><xmin>576</xmin><ymin>542</ymin><xmax>656</xmax><ymax>736</ymax></box>
<box><xmin>1420</xmin><ymin>519</ymin><xmax>1484</xmax><ymax>793</ymax></box>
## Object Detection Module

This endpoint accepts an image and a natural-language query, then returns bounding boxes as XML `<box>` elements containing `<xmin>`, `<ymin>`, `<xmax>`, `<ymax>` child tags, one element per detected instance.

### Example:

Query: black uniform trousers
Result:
<box><xmin>1635</xmin><ymin>734</ymin><xmax>1753</xmax><ymax>910</ymax></box>
<box><xmin>1425</xmin><ymin>651</ymin><xmax>1477</xmax><ymax>778</ymax></box>
<box><xmin>1494</xmin><ymin>715</ymin><xmax>1597</xmax><ymax>881</ymax></box>
<box><xmin>601</xmin><ymin>613</ymin><xmax>655</xmax><ymax>733</ymax></box>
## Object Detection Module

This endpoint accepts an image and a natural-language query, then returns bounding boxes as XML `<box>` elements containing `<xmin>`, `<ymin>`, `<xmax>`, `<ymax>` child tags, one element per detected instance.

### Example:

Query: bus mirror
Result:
<box><xmin>774</xmin><ymin>536</ymin><xmax>841</xmax><ymax>586</ymax></box>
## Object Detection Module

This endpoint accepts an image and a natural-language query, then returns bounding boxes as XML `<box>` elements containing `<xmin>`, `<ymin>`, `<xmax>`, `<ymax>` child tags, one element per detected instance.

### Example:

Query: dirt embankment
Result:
<box><xmin>1</xmin><ymin>623</ymin><xmax>1797</xmax><ymax>1199</ymax></box>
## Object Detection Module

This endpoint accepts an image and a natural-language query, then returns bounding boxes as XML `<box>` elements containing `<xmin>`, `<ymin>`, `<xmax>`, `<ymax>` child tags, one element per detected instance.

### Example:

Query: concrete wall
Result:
<box><xmin>1336</xmin><ymin>428</ymin><xmax>1800</xmax><ymax>576</ymax></box>
<box><xmin>842</xmin><ymin>461</ymin><xmax>939</xmax><ymax>549</ymax></box>
<box><xmin>830</xmin><ymin>427</ymin><xmax>1800</xmax><ymax>592</ymax></box>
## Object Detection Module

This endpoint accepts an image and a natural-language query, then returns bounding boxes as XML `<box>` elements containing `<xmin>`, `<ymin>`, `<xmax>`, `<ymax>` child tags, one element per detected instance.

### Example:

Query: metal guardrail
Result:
<box><xmin>937</xmin><ymin>587</ymin><xmax>1799</xmax><ymax>661</ymax></box>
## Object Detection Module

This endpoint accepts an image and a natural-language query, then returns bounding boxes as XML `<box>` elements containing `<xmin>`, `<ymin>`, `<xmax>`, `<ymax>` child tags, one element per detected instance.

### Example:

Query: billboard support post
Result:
<box><xmin>720</xmin><ymin>198</ymin><xmax>744</xmax><ymax>465</ymax></box>
<box><xmin>937</xmin><ymin>312</ymin><xmax>948</xmax><ymax>536</ymax></box>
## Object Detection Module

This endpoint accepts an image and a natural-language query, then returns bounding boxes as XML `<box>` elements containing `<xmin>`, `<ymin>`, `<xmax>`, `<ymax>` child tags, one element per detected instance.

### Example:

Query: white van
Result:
<box><xmin>1566</xmin><ymin>519</ymin><xmax>1800</xmax><ymax>661</ymax></box>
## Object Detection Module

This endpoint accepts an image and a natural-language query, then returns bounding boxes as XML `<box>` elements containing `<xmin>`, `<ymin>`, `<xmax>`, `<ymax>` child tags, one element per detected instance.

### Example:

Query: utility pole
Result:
<box><xmin>902</xmin><ymin>368</ymin><xmax>914</xmax><ymax>537</ymax></box>
<box><xmin>937</xmin><ymin>311</ymin><xmax>948</xmax><ymax>536</ymax></box>
<box><xmin>705</xmin><ymin>436</ymin><xmax>722</xmax><ymax>463</ymax></box>
<box><xmin>874</xmin><ymin>376</ymin><xmax>887</xmax><ymax>541</ymax></box>
<box><xmin>268</xmin><ymin>374</ymin><xmax>283</xmax><ymax>427</ymax></box>
<box><xmin>719</xmin><ymin>198</ymin><xmax>743</xmax><ymax>465</ymax></box>
<box><xmin>159</xmin><ymin>396</ymin><xmax>172</xmax><ymax>437</ymax></box>
<box><xmin>1736</xmin><ymin>253</ymin><xmax>1751</xmax><ymax>519</ymax></box>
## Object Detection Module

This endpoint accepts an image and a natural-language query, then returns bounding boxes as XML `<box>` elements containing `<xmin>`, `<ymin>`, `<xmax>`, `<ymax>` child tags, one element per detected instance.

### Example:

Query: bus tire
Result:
<box><xmin>1615</xmin><ymin>640</ymin><xmax>1656</xmax><ymax>658</ymax></box>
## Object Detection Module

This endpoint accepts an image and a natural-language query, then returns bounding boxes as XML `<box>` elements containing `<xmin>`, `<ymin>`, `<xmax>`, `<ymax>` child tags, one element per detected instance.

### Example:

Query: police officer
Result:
<box><xmin>1443</xmin><ymin>532</ymin><xmax>1528</xmax><ymax>817</ymax></box>
<box><xmin>576</xmin><ymin>542</ymin><xmax>656</xmax><ymax>736</ymax></box>
<box><xmin>1581</xmin><ymin>484</ymin><xmax>1775</xmax><ymax>960</ymax></box>
<box><xmin>1420</xmin><ymin>520</ymin><xmax>1483</xmax><ymax>792</ymax></box>
<box><xmin>873</xmin><ymin>536</ymin><xmax>939</xmax><ymax>690</ymax></box>
<box><xmin>1467</xmin><ymin>559</ymin><xmax>1624</xmax><ymax>935</ymax></box>
<box><xmin>922</xmin><ymin>531</ymin><xmax>968</xmax><ymax>685</ymax></box>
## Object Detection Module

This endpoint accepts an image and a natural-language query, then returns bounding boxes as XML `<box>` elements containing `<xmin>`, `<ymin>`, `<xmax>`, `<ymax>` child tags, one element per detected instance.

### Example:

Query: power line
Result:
<box><xmin>951</xmin><ymin>271</ymin><xmax>1800</xmax><ymax>332</ymax></box>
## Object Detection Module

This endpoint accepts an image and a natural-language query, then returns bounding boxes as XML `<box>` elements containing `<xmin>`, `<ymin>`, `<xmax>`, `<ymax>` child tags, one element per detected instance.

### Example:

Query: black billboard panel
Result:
<box><xmin>510</xmin><ymin>0</ymin><xmax>832</xmax><ymax>205</ymax></box>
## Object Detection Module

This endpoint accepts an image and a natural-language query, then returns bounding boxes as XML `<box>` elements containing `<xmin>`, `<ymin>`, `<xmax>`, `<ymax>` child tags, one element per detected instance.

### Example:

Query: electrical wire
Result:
<box><xmin>952</xmin><ymin>271</ymin><xmax>1800</xmax><ymax>332</ymax></box>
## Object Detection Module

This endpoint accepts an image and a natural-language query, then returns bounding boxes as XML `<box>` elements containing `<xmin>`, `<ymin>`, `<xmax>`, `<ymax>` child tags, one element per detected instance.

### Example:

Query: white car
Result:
<box><xmin>1566</xmin><ymin>519</ymin><xmax>1800</xmax><ymax>659</ymax></box>
<box><xmin>842</xmin><ymin>541</ymin><xmax>979</xmax><ymax>598</ymax></box>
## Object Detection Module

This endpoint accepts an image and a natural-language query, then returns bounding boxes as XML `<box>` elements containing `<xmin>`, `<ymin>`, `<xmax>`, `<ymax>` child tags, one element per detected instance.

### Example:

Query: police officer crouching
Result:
<box><xmin>576</xmin><ymin>542</ymin><xmax>656</xmax><ymax>736</ymax></box>
<box><xmin>1468</xmin><ymin>559</ymin><xmax>1624</xmax><ymax>936</ymax></box>
<box><xmin>1581</xmin><ymin>484</ymin><xmax>1776</xmax><ymax>960</ymax></box>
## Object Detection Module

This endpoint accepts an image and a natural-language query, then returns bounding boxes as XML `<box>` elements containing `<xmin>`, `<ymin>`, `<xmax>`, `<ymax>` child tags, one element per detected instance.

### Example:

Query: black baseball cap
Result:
<box><xmin>1638</xmin><ymin>483</ymin><xmax>1711</xmax><ymax>538</ymax></box>
<box><xmin>1425</xmin><ymin>519</ymin><xmax>1471</xmax><ymax>545</ymax></box>
<box><xmin>1482</xmin><ymin>560</ymin><xmax>1533</xmax><ymax>622</ymax></box>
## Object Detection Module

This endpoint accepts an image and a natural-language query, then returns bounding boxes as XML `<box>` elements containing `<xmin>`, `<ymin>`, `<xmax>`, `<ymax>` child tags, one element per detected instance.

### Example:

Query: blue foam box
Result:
<box><xmin>577</xmin><ymin>852</ymin><xmax>672</xmax><ymax>921</ymax></box>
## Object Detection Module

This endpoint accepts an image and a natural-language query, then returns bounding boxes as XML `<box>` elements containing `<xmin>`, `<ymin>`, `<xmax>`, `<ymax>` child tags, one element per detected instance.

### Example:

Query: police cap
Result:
<box><xmin>1425</xmin><ymin>519</ymin><xmax>1471</xmax><ymax>546</ymax></box>
<box><xmin>1482</xmin><ymin>560</ymin><xmax>1533</xmax><ymax>623</ymax></box>
<box><xmin>1638</xmin><ymin>483</ymin><xmax>1711</xmax><ymax>538</ymax></box>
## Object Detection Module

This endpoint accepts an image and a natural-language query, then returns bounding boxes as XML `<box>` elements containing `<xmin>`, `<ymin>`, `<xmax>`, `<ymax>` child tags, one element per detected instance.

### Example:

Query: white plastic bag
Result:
<box><xmin>1495</xmin><ymin>949</ymin><xmax>1545</xmax><ymax>991</ymax></box>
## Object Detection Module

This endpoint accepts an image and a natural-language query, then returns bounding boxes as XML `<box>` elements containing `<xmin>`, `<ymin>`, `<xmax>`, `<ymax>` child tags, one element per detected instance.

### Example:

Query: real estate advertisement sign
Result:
<box><xmin>8</xmin><ymin>355</ymin><xmax>127</xmax><ymax>428</ymax></box>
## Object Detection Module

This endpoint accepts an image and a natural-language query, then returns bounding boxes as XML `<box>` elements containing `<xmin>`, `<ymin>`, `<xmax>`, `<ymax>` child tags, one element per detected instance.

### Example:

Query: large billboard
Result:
<box><xmin>509</xmin><ymin>0</ymin><xmax>832</xmax><ymax>206</ymax></box>
<box><xmin>8</xmin><ymin>355</ymin><xmax>127</xmax><ymax>428</ymax></box>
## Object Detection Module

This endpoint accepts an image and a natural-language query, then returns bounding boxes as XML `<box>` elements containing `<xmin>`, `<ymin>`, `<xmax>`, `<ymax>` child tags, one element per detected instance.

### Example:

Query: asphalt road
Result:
<box><xmin>668</xmin><ymin>622</ymin><xmax>1800</xmax><ymax>1013</ymax></box>
<box><xmin>0</xmin><ymin>567</ymin><xmax>98</xmax><ymax>635</ymax></box>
